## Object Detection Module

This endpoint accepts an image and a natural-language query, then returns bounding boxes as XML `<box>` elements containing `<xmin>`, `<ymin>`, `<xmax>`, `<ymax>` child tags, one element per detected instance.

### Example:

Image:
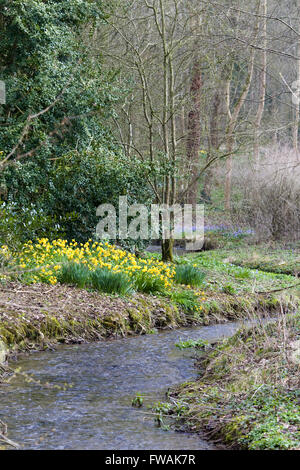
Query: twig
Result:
<box><xmin>0</xmin><ymin>420</ymin><xmax>19</xmax><ymax>449</ymax></box>
<box><xmin>255</xmin><ymin>282</ymin><xmax>300</xmax><ymax>295</ymax></box>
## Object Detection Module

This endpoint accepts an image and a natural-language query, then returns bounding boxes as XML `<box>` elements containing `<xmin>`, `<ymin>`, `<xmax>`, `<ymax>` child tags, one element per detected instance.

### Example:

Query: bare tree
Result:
<box><xmin>254</xmin><ymin>0</ymin><xmax>267</xmax><ymax>167</ymax></box>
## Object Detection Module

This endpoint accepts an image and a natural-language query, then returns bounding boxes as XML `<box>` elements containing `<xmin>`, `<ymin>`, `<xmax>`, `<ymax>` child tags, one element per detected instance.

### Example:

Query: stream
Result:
<box><xmin>0</xmin><ymin>322</ymin><xmax>244</xmax><ymax>450</ymax></box>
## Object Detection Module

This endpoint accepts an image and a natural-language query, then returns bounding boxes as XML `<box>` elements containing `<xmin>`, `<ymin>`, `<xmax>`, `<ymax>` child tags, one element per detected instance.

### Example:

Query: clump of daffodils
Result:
<box><xmin>17</xmin><ymin>238</ymin><xmax>176</xmax><ymax>288</ymax></box>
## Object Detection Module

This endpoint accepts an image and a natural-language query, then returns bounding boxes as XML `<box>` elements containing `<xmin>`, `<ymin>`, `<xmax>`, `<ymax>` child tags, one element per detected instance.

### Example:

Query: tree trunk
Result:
<box><xmin>203</xmin><ymin>89</ymin><xmax>221</xmax><ymax>201</ymax></box>
<box><xmin>161</xmin><ymin>238</ymin><xmax>174</xmax><ymax>263</ymax></box>
<box><xmin>224</xmin><ymin>1</ymin><xmax>259</xmax><ymax>210</ymax></box>
<box><xmin>254</xmin><ymin>0</ymin><xmax>267</xmax><ymax>168</ymax></box>
<box><xmin>293</xmin><ymin>8</ymin><xmax>300</xmax><ymax>153</ymax></box>
<box><xmin>186</xmin><ymin>60</ymin><xmax>202</xmax><ymax>206</ymax></box>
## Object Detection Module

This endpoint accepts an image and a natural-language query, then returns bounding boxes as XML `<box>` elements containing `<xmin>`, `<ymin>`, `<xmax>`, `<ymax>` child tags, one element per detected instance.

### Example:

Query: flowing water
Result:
<box><xmin>0</xmin><ymin>322</ymin><xmax>244</xmax><ymax>450</ymax></box>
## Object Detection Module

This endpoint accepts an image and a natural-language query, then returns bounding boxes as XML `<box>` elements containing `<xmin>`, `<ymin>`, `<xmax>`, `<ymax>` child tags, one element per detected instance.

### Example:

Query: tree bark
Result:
<box><xmin>186</xmin><ymin>60</ymin><xmax>202</xmax><ymax>206</ymax></box>
<box><xmin>254</xmin><ymin>0</ymin><xmax>267</xmax><ymax>168</ymax></box>
<box><xmin>161</xmin><ymin>238</ymin><xmax>174</xmax><ymax>263</ymax></box>
<box><xmin>293</xmin><ymin>4</ymin><xmax>300</xmax><ymax>153</ymax></box>
<box><xmin>203</xmin><ymin>89</ymin><xmax>221</xmax><ymax>201</ymax></box>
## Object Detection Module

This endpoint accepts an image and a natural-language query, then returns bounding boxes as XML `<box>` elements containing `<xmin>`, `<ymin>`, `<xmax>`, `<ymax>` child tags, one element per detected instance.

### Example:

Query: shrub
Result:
<box><xmin>57</xmin><ymin>262</ymin><xmax>90</xmax><ymax>289</ymax></box>
<box><xmin>90</xmin><ymin>267</ymin><xmax>133</xmax><ymax>295</ymax></box>
<box><xmin>47</xmin><ymin>148</ymin><xmax>152</xmax><ymax>242</ymax></box>
<box><xmin>174</xmin><ymin>265</ymin><xmax>205</xmax><ymax>287</ymax></box>
<box><xmin>232</xmin><ymin>146</ymin><xmax>300</xmax><ymax>241</ymax></box>
<box><xmin>0</xmin><ymin>202</ymin><xmax>64</xmax><ymax>250</ymax></box>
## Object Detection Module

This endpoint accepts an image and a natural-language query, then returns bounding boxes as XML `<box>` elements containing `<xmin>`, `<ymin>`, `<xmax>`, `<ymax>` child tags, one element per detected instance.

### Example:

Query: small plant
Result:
<box><xmin>174</xmin><ymin>265</ymin><xmax>205</xmax><ymax>287</ymax></box>
<box><xmin>90</xmin><ymin>268</ymin><xmax>133</xmax><ymax>295</ymax></box>
<box><xmin>133</xmin><ymin>271</ymin><xmax>166</xmax><ymax>294</ymax></box>
<box><xmin>170</xmin><ymin>290</ymin><xmax>202</xmax><ymax>315</ymax></box>
<box><xmin>175</xmin><ymin>338</ymin><xmax>209</xmax><ymax>350</ymax></box>
<box><xmin>132</xmin><ymin>392</ymin><xmax>144</xmax><ymax>408</ymax></box>
<box><xmin>233</xmin><ymin>268</ymin><xmax>252</xmax><ymax>279</ymax></box>
<box><xmin>57</xmin><ymin>261</ymin><xmax>90</xmax><ymax>288</ymax></box>
<box><xmin>152</xmin><ymin>400</ymin><xmax>189</xmax><ymax>430</ymax></box>
<box><xmin>222</xmin><ymin>284</ymin><xmax>236</xmax><ymax>295</ymax></box>
<box><xmin>152</xmin><ymin>401</ymin><xmax>172</xmax><ymax>430</ymax></box>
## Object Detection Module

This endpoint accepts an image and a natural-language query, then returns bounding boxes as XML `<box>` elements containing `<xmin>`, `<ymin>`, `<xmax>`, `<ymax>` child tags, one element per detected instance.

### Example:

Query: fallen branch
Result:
<box><xmin>255</xmin><ymin>282</ymin><xmax>300</xmax><ymax>295</ymax></box>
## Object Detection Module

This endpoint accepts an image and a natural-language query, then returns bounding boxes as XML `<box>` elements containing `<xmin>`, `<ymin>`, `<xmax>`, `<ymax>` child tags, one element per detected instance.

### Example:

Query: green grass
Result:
<box><xmin>174</xmin><ymin>265</ymin><xmax>205</xmax><ymax>287</ymax></box>
<box><xmin>90</xmin><ymin>267</ymin><xmax>133</xmax><ymax>295</ymax></box>
<box><xmin>230</xmin><ymin>245</ymin><xmax>300</xmax><ymax>277</ymax></box>
<box><xmin>57</xmin><ymin>261</ymin><xmax>90</xmax><ymax>289</ymax></box>
<box><xmin>169</xmin><ymin>290</ymin><xmax>202</xmax><ymax>316</ymax></box>
<box><xmin>184</xmin><ymin>250</ymin><xmax>298</xmax><ymax>295</ymax></box>
<box><xmin>133</xmin><ymin>271</ymin><xmax>166</xmax><ymax>295</ymax></box>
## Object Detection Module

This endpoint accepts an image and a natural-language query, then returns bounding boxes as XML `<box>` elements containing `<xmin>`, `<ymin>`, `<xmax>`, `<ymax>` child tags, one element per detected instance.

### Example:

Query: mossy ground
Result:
<box><xmin>0</xmin><ymin>283</ymin><xmax>294</xmax><ymax>364</ymax></box>
<box><xmin>0</xmin><ymin>282</ymin><xmax>183</xmax><ymax>357</ymax></box>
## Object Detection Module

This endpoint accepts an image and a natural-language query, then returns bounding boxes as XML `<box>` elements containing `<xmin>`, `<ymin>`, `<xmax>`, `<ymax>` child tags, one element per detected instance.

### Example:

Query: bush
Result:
<box><xmin>232</xmin><ymin>146</ymin><xmax>300</xmax><ymax>241</ymax></box>
<box><xmin>90</xmin><ymin>267</ymin><xmax>133</xmax><ymax>295</ymax></box>
<box><xmin>57</xmin><ymin>262</ymin><xmax>90</xmax><ymax>289</ymax></box>
<box><xmin>0</xmin><ymin>202</ymin><xmax>64</xmax><ymax>250</ymax></box>
<box><xmin>47</xmin><ymin>148</ymin><xmax>152</xmax><ymax>242</ymax></box>
<box><xmin>174</xmin><ymin>265</ymin><xmax>205</xmax><ymax>287</ymax></box>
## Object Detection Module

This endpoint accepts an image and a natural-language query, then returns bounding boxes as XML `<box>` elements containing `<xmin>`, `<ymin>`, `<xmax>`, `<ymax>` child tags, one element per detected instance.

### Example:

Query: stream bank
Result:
<box><xmin>0</xmin><ymin>278</ymin><xmax>298</xmax><ymax>449</ymax></box>
<box><xmin>166</xmin><ymin>312</ymin><xmax>300</xmax><ymax>450</ymax></box>
<box><xmin>0</xmin><ymin>281</ymin><xmax>290</xmax><ymax>364</ymax></box>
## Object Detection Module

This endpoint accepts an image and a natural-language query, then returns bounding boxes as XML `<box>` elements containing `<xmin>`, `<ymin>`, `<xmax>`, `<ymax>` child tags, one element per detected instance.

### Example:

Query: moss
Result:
<box><xmin>127</xmin><ymin>307</ymin><xmax>148</xmax><ymax>333</ymax></box>
<box><xmin>223</xmin><ymin>416</ymin><xmax>248</xmax><ymax>443</ymax></box>
<box><xmin>101</xmin><ymin>312</ymin><xmax>129</xmax><ymax>336</ymax></box>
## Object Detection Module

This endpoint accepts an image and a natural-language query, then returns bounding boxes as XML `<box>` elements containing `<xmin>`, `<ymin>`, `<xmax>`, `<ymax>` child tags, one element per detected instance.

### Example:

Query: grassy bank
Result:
<box><xmin>0</xmin><ymin>239</ymin><xmax>298</xmax><ymax>378</ymax></box>
<box><xmin>0</xmin><ymin>240</ymin><xmax>293</xmax><ymax>350</ymax></box>
<box><xmin>0</xmin><ymin>238</ymin><xmax>300</xmax><ymax>451</ymax></box>
<box><xmin>164</xmin><ymin>312</ymin><xmax>300</xmax><ymax>450</ymax></box>
<box><xmin>147</xmin><ymin>239</ymin><xmax>300</xmax><ymax>450</ymax></box>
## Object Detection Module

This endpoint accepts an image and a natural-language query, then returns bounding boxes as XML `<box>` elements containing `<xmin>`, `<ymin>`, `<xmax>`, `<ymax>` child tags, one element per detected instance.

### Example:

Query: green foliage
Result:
<box><xmin>237</xmin><ymin>388</ymin><xmax>300</xmax><ymax>450</ymax></box>
<box><xmin>0</xmin><ymin>201</ymin><xmax>67</xmax><ymax>249</ymax></box>
<box><xmin>90</xmin><ymin>267</ymin><xmax>133</xmax><ymax>296</ymax></box>
<box><xmin>175</xmin><ymin>338</ymin><xmax>209</xmax><ymax>350</ymax></box>
<box><xmin>152</xmin><ymin>400</ymin><xmax>189</xmax><ymax>430</ymax></box>
<box><xmin>133</xmin><ymin>272</ymin><xmax>166</xmax><ymax>295</ymax></box>
<box><xmin>174</xmin><ymin>265</ymin><xmax>205</xmax><ymax>287</ymax></box>
<box><xmin>47</xmin><ymin>147</ymin><xmax>151</xmax><ymax>242</ymax></box>
<box><xmin>57</xmin><ymin>261</ymin><xmax>90</xmax><ymax>289</ymax></box>
<box><xmin>170</xmin><ymin>290</ymin><xmax>200</xmax><ymax>315</ymax></box>
<box><xmin>0</xmin><ymin>0</ymin><xmax>108</xmax><ymax>156</ymax></box>
<box><xmin>0</xmin><ymin>0</ymin><xmax>146</xmax><ymax>244</ymax></box>
<box><xmin>222</xmin><ymin>284</ymin><xmax>237</xmax><ymax>295</ymax></box>
<box><xmin>132</xmin><ymin>393</ymin><xmax>144</xmax><ymax>408</ymax></box>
